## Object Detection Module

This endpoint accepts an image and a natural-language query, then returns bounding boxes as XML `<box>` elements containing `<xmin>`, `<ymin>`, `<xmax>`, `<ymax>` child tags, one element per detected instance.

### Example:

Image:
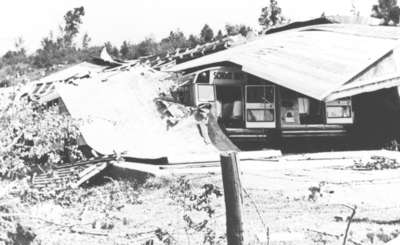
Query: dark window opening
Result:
<box><xmin>196</xmin><ymin>71</ymin><xmax>210</xmax><ymax>83</ymax></box>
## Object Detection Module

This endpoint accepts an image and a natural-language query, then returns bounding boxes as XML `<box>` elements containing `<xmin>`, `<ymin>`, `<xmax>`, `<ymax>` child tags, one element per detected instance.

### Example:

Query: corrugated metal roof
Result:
<box><xmin>27</xmin><ymin>62</ymin><xmax>109</xmax><ymax>103</ymax></box>
<box><xmin>38</xmin><ymin>61</ymin><xmax>106</xmax><ymax>83</ymax></box>
<box><xmin>326</xmin><ymin>74</ymin><xmax>400</xmax><ymax>101</ymax></box>
<box><xmin>57</xmin><ymin>67</ymin><xmax>222</xmax><ymax>163</ymax></box>
<box><xmin>169</xmin><ymin>24</ymin><xmax>400</xmax><ymax>100</ymax></box>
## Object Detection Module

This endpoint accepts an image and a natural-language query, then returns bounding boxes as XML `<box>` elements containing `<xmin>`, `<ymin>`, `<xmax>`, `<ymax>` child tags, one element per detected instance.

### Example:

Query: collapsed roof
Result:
<box><xmin>168</xmin><ymin>23</ymin><xmax>400</xmax><ymax>101</ymax></box>
<box><xmin>55</xmin><ymin>66</ymin><xmax>235</xmax><ymax>163</ymax></box>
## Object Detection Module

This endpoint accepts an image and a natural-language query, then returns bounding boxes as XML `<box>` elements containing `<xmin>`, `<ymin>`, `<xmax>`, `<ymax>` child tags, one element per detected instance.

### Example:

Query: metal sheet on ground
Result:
<box><xmin>57</xmin><ymin>67</ymin><xmax>237</xmax><ymax>163</ymax></box>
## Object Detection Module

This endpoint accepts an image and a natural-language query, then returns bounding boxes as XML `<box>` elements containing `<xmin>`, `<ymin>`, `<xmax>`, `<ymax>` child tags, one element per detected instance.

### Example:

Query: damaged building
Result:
<box><xmin>168</xmin><ymin>21</ymin><xmax>400</xmax><ymax>149</ymax></box>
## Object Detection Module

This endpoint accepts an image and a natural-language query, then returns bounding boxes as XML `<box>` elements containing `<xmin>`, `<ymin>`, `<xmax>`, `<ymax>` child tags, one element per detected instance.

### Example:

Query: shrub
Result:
<box><xmin>0</xmin><ymin>89</ymin><xmax>84</xmax><ymax>179</ymax></box>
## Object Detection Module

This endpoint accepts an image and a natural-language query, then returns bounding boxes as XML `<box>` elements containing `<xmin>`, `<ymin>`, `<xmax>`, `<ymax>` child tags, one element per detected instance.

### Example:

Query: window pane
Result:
<box><xmin>327</xmin><ymin>106</ymin><xmax>351</xmax><ymax>118</ymax></box>
<box><xmin>247</xmin><ymin>86</ymin><xmax>274</xmax><ymax>103</ymax></box>
<box><xmin>213</xmin><ymin>71</ymin><xmax>233</xmax><ymax>80</ymax></box>
<box><xmin>179</xmin><ymin>74</ymin><xmax>195</xmax><ymax>86</ymax></box>
<box><xmin>247</xmin><ymin>109</ymin><xmax>275</xmax><ymax>122</ymax></box>
<box><xmin>196</xmin><ymin>71</ymin><xmax>210</xmax><ymax>83</ymax></box>
<box><xmin>247</xmin><ymin>87</ymin><xmax>264</xmax><ymax>103</ymax></box>
<box><xmin>197</xmin><ymin>85</ymin><xmax>215</xmax><ymax>102</ymax></box>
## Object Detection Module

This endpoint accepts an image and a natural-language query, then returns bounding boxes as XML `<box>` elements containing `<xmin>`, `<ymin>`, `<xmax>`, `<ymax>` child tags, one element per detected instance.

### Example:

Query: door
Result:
<box><xmin>245</xmin><ymin>85</ymin><xmax>276</xmax><ymax>128</ymax></box>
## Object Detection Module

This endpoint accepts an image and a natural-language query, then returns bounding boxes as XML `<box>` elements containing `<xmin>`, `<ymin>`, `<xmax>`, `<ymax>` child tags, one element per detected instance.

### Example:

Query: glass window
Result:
<box><xmin>196</xmin><ymin>71</ymin><xmax>210</xmax><ymax>83</ymax></box>
<box><xmin>197</xmin><ymin>84</ymin><xmax>215</xmax><ymax>102</ymax></box>
<box><xmin>326</xmin><ymin>106</ymin><xmax>351</xmax><ymax>118</ymax></box>
<box><xmin>247</xmin><ymin>109</ymin><xmax>275</xmax><ymax>122</ymax></box>
<box><xmin>247</xmin><ymin>86</ymin><xmax>274</xmax><ymax>104</ymax></box>
<box><xmin>213</xmin><ymin>71</ymin><xmax>233</xmax><ymax>80</ymax></box>
<box><xmin>178</xmin><ymin>74</ymin><xmax>195</xmax><ymax>86</ymax></box>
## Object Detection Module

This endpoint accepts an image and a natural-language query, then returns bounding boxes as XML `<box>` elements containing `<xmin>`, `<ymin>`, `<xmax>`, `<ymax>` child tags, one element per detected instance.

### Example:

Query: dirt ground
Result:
<box><xmin>3</xmin><ymin>150</ymin><xmax>400</xmax><ymax>245</ymax></box>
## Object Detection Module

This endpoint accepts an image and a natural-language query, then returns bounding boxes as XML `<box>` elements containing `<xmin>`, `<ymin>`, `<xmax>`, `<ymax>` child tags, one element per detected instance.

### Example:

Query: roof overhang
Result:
<box><xmin>325</xmin><ymin>73</ymin><xmax>400</xmax><ymax>101</ymax></box>
<box><xmin>168</xmin><ymin>23</ymin><xmax>400</xmax><ymax>101</ymax></box>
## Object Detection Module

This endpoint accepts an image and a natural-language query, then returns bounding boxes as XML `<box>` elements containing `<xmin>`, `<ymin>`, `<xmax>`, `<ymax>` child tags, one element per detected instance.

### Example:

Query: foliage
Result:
<box><xmin>353</xmin><ymin>156</ymin><xmax>400</xmax><ymax>170</ymax></box>
<box><xmin>215</xmin><ymin>30</ymin><xmax>224</xmax><ymax>41</ymax></box>
<box><xmin>225</xmin><ymin>24</ymin><xmax>252</xmax><ymax>37</ymax></box>
<box><xmin>159</xmin><ymin>30</ymin><xmax>190</xmax><ymax>54</ymax></box>
<box><xmin>0</xmin><ymin>91</ymin><xmax>84</xmax><ymax>179</ymax></box>
<box><xmin>81</xmin><ymin>32</ymin><xmax>91</xmax><ymax>49</ymax></box>
<box><xmin>167</xmin><ymin>176</ymin><xmax>225</xmax><ymax>245</ymax></box>
<box><xmin>200</xmin><ymin>24</ymin><xmax>215</xmax><ymax>44</ymax></box>
<box><xmin>33</xmin><ymin>7</ymin><xmax>86</xmax><ymax>68</ymax></box>
<box><xmin>120</xmin><ymin>41</ymin><xmax>135</xmax><ymax>59</ymax></box>
<box><xmin>104</xmin><ymin>41</ymin><xmax>120</xmax><ymax>58</ymax></box>
<box><xmin>371</xmin><ymin>0</ymin><xmax>400</xmax><ymax>25</ymax></box>
<box><xmin>1</xmin><ymin>4</ymin><xmax>249</xmax><ymax>76</ymax></box>
<box><xmin>187</xmin><ymin>34</ymin><xmax>201</xmax><ymax>48</ymax></box>
<box><xmin>63</xmin><ymin>6</ymin><xmax>85</xmax><ymax>47</ymax></box>
<box><xmin>1</xmin><ymin>37</ymin><xmax>27</xmax><ymax>68</ymax></box>
<box><xmin>258</xmin><ymin>0</ymin><xmax>286</xmax><ymax>31</ymax></box>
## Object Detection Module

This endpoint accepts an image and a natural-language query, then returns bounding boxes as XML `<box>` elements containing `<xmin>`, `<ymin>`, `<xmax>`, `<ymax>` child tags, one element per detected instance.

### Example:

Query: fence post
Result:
<box><xmin>220</xmin><ymin>151</ymin><xmax>244</xmax><ymax>245</ymax></box>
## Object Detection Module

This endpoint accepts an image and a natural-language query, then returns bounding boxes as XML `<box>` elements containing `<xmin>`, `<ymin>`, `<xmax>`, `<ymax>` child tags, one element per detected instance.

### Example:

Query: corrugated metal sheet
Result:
<box><xmin>326</xmin><ymin>74</ymin><xmax>400</xmax><ymax>101</ymax></box>
<box><xmin>28</xmin><ymin>62</ymin><xmax>108</xmax><ymax>103</ymax></box>
<box><xmin>38</xmin><ymin>62</ymin><xmax>106</xmax><ymax>83</ymax></box>
<box><xmin>169</xmin><ymin>24</ymin><xmax>400</xmax><ymax>100</ymax></box>
<box><xmin>57</xmin><ymin>67</ymin><xmax>222</xmax><ymax>163</ymax></box>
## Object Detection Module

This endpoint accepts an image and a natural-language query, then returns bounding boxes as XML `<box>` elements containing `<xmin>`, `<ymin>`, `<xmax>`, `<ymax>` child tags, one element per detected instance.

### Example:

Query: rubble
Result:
<box><xmin>353</xmin><ymin>156</ymin><xmax>400</xmax><ymax>171</ymax></box>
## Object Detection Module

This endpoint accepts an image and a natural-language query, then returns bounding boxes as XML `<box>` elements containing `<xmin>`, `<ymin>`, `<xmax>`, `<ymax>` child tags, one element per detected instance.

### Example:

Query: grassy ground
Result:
<box><xmin>2</xmin><ymin>152</ymin><xmax>400</xmax><ymax>244</ymax></box>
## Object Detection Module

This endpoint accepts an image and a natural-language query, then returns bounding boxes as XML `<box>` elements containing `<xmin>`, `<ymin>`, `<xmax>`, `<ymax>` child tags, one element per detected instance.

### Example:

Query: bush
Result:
<box><xmin>0</xmin><ymin>90</ymin><xmax>84</xmax><ymax>179</ymax></box>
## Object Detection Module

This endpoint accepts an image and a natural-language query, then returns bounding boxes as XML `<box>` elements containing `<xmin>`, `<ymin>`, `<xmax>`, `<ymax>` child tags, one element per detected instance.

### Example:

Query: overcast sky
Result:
<box><xmin>0</xmin><ymin>0</ymin><xmax>376</xmax><ymax>55</ymax></box>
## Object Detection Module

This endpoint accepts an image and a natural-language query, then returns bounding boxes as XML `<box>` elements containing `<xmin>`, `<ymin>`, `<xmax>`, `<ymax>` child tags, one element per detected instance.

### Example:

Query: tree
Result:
<box><xmin>187</xmin><ymin>34</ymin><xmax>200</xmax><ymax>48</ymax></box>
<box><xmin>81</xmin><ymin>32</ymin><xmax>91</xmax><ymax>49</ymax></box>
<box><xmin>120</xmin><ymin>41</ymin><xmax>131</xmax><ymax>59</ymax></box>
<box><xmin>371</xmin><ymin>0</ymin><xmax>400</xmax><ymax>25</ymax></box>
<box><xmin>200</xmin><ymin>24</ymin><xmax>214</xmax><ymax>43</ymax></box>
<box><xmin>63</xmin><ymin>6</ymin><xmax>85</xmax><ymax>47</ymax></box>
<box><xmin>1</xmin><ymin>37</ymin><xmax>27</xmax><ymax>67</ymax></box>
<box><xmin>159</xmin><ymin>30</ymin><xmax>188</xmax><ymax>53</ymax></box>
<box><xmin>0</xmin><ymin>91</ymin><xmax>84</xmax><ymax>179</ymax></box>
<box><xmin>104</xmin><ymin>41</ymin><xmax>120</xmax><ymax>58</ymax></box>
<box><xmin>14</xmin><ymin>37</ymin><xmax>26</xmax><ymax>57</ymax></box>
<box><xmin>33</xmin><ymin>7</ymin><xmax>86</xmax><ymax>67</ymax></box>
<box><xmin>136</xmin><ymin>37</ymin><xmax>159</xmax><ymax>57</ymax></box>
<box><xmin>258</xmin><ymin>0</ymin><xmax>286</xmax><ymax>31</ymax></box>
<box><xmin>215</xmin><ymin>30</ymin><xmax>224</xmax><ymax>40</ymax></box>
<box><xmin>225</xmin><ymin>24</ymin><xmax>239</xmax><ymax>36</ymax></box>
<box><xmin>225</xmin><ymin>24</ymin><xmax>253</xmax><ymax>37</ymax></box>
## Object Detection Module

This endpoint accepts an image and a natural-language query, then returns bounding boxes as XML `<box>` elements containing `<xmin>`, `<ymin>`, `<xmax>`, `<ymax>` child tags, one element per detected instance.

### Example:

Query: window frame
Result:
<box><xmin>246</xmin><ymin>109</ymin><xmax>275</xmax><ymax>122</ymax></box>
<box><xmin>196</xmin><ymin>84</ymin><xmax>216</xmax><ymax>103</ymax></box>
<box><xmin>326</xmin><ymin>105</ymin><xmax>352</xmax><ymax>119</ymax></box>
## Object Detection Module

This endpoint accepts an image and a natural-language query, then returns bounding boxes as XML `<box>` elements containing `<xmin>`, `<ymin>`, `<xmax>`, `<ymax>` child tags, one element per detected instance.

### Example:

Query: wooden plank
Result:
<box><xmin>71</xmin><ymin>162</ymin><xmax>108</xmax><ymax>188</ymax></box>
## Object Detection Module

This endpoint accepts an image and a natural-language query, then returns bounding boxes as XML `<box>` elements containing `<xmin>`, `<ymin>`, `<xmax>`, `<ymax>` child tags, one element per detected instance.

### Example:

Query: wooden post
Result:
<box><xmin>220</xmin><ymin>152</ymin><xmax>244</xmax><ymax>245</ymax></box>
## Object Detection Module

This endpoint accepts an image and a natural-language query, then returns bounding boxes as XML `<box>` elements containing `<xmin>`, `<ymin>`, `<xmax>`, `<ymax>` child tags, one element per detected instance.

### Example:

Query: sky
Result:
<box><xmin>0</xmin><ymin>0</ymin><xmax>376</xmax><ymax>55</ymax></box>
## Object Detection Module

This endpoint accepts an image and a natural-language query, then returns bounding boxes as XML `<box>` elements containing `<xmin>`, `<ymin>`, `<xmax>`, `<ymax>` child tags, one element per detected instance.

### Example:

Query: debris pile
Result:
<box><xmin>31</xmin><ymin>155</ymin><xmax>117</xmax><ymax>190</ymax></box>
<box><xmin>353</xmin><ymin>156</ymin><xmax>400</xmax><ymax>170</ymax></box>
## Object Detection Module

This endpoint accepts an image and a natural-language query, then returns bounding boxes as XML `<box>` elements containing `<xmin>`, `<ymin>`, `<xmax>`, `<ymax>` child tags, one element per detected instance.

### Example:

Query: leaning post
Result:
<box><xmin>220</xmin><ymin>151</ymin><xmax>244</xmax><ymax>245</ymax></box>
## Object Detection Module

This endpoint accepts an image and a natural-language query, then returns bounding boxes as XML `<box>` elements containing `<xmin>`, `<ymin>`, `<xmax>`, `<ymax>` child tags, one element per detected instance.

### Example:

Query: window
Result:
<box><xmin>326</xmin><ymin>98</ymin><xmax>352</xmax><ymax>119</ymax></box>
<box><xmin>247</xmin><ymin>109</ymin><xmax>275</xmax><ymax>122</ymax></box>
<box><xmin>326</xmin><ymin>106</ymin><xmax>352</xmax><ymax>118</ymax></box>
<box><xmin>178</xmin><ymin>74</ymin><xmax>195</xmax><ymax>86</ymax></box>
<box><xmin>245</xmin><ymin>85</ymin><xmax>276</xmax><ymax>127</ymax></box>
<box><xmin>196</xmin><ymin>71</ymin><xmax>210</xmax><ymax>83</ymax></box>
<box><xmin>197</xmin><ymin>84</ymin><xmax>215</xmax><ymax>102</ymax></box>
<box><xmin>177</xmin><ymin>85</ymin><xmax>192</xmax><ymax>105</ymax></box>
<box><xmin>246</xmin><ymin>86</ymin><xmax>274</xmax><ymax>104</ymax></box>
<box><xmin>213</xmin><ymin>71</ymin><xmax>233</xmax><ymax>80</ymax></box>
